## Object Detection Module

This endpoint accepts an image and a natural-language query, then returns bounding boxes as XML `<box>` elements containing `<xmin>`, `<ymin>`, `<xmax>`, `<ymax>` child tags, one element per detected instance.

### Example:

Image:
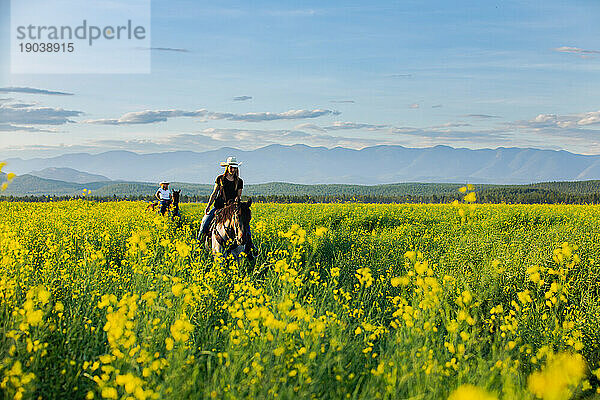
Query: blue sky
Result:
<box><xmin>1</xmin><ymin>0</ymin><xmax>600</xmax><ymax>158</ymax></box>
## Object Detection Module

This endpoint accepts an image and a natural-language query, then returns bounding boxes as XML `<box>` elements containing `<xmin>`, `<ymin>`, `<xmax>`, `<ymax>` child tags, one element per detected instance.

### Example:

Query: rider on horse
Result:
<box><xmin>156</xmin><ymin>181</ymin><xmax>172</xmax><ymax>215</ymax></box>
<box><xmin>199</xmin><ymin>156</ymin><xmax>257</xmax><ymax>260</ymax></box>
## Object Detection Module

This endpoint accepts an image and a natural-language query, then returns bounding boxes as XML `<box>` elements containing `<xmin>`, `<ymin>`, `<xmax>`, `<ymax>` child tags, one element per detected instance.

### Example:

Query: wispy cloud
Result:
<box><xmin>294</xmin><ymin>121</ymin><xmax>389</xmax><ymax>132</ymax></box>
<box><xmin>554</xmin><ymin>46</ymin><xmax>600</xmax><ymax>55</ymax></box>
<box><xmin>323</xmin><ymin>121</ymin><xmax>389</xmax><ymax>130</ymax></box>
<box><xmin>149</xmin><ymin>47</ymin><xmax>189</xmax><ymax>52</ymax></box>
<box><xmin>0</xmin><ymin>123</ymin><xmax>55</xmax><ymax>132</ymax></box>
<box><xmin>427</xmin><ymin>122</ymin><xmax>472</xmax><ymax>130</ymax></box>
<box><xmin>233</xmin><ymin>96</ymin><xmax>252</xmax><ymax>101</ymax></box>
<box><xmin>431</xmin><ymin>104</ymin><xmax>443</xmax><ymax>108</ymax></box>
<box><xmin>0</xmin><ymin>87</ymin><xmax>74</xmax><ymax>96</ymax></box>
<box><xmin>330</xmin><ymin>100</ymin><xmax>355</xmax><ymax>104</ymax></box>
<box><xmin>460</xmin><ymin>114</ymin><xmax>501</xmax><ymax>119</ymax></box>
<box><xmin>0</xmin><ymin>102</ymin><xmax>82</xmax><ymax>125</ymax></box>
<box><xmin>294</xmin><ymin>123</ymin><xmax>326</xmax><ymax>132</ymax></box>
<box><xmin>85</xmin><ymin>108</ymin><xmax>340</xmax><ymax>125</ymax></box>
<box><xmin>387</xmin><ymin>74</ymin><xmax>412</xmax><ymax>78</ymax></box>
<box><xmin>409</xmin><ymin>103</ymin><xmax>419</xmax><ymax>109</ymax></box>
<box><xmin>85</xmin><ymin>110</ymin><xmax>205</xmax><ymax>125</ymax></box>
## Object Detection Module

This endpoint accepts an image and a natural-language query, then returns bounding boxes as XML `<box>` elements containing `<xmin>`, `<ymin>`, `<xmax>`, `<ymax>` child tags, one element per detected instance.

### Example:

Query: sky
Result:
<box><xmin>1</xmin><ymin>0</ymin><xmax>600</xmax><ymax>158</ymax></box>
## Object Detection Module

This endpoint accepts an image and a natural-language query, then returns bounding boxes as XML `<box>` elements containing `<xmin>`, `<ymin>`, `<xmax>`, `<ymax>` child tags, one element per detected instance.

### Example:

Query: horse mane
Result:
<box><xmin>215</xmin><ymin>202</ymin><xmax>238</xmax><ymax>224</ymax></box>
<box><xmin>214</xmin><ymin>200</ymin><xmax>251</xmax><ymax>225</ymax></box>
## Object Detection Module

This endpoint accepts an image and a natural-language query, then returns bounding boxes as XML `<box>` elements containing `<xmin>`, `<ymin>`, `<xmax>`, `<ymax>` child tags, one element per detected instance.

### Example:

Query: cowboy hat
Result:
<box><xmin>159</xmin><ymin>181</ymin><xmax>170</xmax><ymax>185</ymax></box>
<box><xmin>220</xmin><ymin>156</ymin><xmax>242</xmax><ymax>167</ymax></box>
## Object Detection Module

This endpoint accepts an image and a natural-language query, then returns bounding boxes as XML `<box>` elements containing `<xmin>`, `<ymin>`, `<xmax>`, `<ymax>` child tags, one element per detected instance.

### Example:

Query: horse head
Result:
<box><xmin>172</xmin><ymin>190</ymin><xmax>181</xmax><ymax>206</ymax></box>
<box><xmin>232</xmin><ymin>198</ymin><xmax>252</xmax><ymax>244</ymax></box>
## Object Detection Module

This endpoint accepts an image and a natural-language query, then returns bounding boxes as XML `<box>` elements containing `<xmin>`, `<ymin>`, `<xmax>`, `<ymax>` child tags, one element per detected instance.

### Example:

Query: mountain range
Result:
<box><xmin>4</xmin><ymin>144</ymin><xmax>600</xmax><ymax>185</ymax></box>
<box><xmin>29</xmin><ymin>167</ymin><xmax>110</xmax><ymax>184</ymax></box>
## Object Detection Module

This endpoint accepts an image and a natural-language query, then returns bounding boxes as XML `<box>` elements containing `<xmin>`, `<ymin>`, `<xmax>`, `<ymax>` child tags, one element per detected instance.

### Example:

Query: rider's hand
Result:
<box><xmin>205</xmin><ymin>207</ymin><xmax>210</xmax><ymax>215</ymax></box>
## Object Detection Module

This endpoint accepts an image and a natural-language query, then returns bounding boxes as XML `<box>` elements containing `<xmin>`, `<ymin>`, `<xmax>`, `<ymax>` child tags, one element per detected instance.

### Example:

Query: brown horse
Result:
<box><xmin>206</xmin><ymin>198</ymin><xmax>252</xmax><ymax>259</ymax></box>
<box><xmin>147</xmin><ymin>190</ymin><xmax>181</xmax><ymax>218</ymax></box>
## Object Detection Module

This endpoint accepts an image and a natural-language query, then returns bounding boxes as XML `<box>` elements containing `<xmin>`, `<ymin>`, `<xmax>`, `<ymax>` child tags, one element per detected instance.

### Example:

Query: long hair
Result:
<box><xmin>218</xmin><ymin>166</ymin><xmax>240</xmax><ymax>191</ymax></box>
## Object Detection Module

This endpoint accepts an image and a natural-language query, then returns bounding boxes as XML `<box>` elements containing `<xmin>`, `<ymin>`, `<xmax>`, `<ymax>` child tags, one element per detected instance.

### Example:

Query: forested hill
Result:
<box><xmin>3</xmin><ymin>174</ymin><xmax>600</xmax><ymax>203</ymax></box>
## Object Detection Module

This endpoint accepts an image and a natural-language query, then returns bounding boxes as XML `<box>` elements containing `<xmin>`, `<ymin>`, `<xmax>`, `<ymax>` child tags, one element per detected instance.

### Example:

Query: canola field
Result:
<box><xmin>1</xmin><ymin>198</ymin><xmax>600</xmax><ymax>399</ymax></box>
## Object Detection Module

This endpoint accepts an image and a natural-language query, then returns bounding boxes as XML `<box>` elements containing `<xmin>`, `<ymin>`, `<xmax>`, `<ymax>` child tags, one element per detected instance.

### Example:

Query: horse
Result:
<box><xmin>171</xmin><ymin>190</ymin><xmax>181</xmax><ymax>219</ymax></box>
<box><xmin>146</xmin><ymin>189</ymin><xmax>181</xmax><ymax>218</ymax></box>
<box><xmin>206</xmin><ymin>198</ymin><xmax>252</xmax><ymax>260</ymax></box>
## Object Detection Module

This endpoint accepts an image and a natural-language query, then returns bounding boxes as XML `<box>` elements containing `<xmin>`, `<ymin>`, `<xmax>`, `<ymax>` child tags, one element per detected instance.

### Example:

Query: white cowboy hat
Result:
<box><xmin>159</xmin><ymin>181</ymin><xmax>170</xmax><ymax>185</ymax></box>
<box><xmin>220</xmin><ymin>156</ymin><xmax>242</xmax><ymax>167</ymax></box>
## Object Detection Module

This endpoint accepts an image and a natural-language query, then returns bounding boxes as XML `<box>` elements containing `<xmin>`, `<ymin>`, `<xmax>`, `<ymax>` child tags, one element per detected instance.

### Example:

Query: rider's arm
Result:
<box><xmin>236</xmin><ymin>178</ymin><xmax>243</xmax><ymax>201</ymax></box>
<box><xmin>155</xmin><ymin>190</ymin><xmax>161</xmax><ymax>201</ymax></box>
<box><xmin>205</xmin><ymin>183</ymin><xmax>219</xmax><ymax>213</ymax></box>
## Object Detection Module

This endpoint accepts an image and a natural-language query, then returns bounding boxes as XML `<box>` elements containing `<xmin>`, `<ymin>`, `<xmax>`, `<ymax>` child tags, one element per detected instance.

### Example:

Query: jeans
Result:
<box><xmin>200</xmin><ymin>207</ymin><xmax>217</xmax><ymax>235</ymax></box>
<box><xmin>160</xmin><ymin>199</ymin><xmax>171</xmax><ymax>215</ymax></box>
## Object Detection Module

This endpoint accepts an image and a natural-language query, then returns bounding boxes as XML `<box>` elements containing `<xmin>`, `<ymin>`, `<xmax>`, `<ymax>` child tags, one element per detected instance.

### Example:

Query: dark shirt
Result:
<box><xmin>214</xmin><ymin>175</ymin><xmax>243</xmax><ymax>208</ymax></box>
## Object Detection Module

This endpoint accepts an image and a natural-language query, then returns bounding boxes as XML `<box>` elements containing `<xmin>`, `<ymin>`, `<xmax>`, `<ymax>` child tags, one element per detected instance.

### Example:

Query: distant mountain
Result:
<box><xmin>29</xmin><ymin>167</ymin><xmax>110</xmax><ymax>184</ymax></box>
<box><xmin>5</xmin><ymin>144</ymin><xmax>600</xmax><ymax>184</ymax></box>
<box><xmin>0</xmin><ymin>175</ymin><xmax>110</xmax><ymax>196</ymax></box>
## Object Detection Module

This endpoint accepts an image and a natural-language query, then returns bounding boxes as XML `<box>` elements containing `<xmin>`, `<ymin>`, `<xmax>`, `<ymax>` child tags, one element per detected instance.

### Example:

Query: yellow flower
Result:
<box><xmin>6</xmin><ymin>172</ymin><xmax>16</xmax><ymax>181</ymax></box>
<box><xmin>27</xmin><ymin>309</ymin><xmax>44</xmax><ymax>326</ymax></box>
<box><xmin>37</xmin><ymin>286</ymin><xmax>51</xmax><ymax>304</ymax></box>
<box><xmin>165</xmin><ymin>337</ymin><xmax>174</xmax><ymax>351</ymax></box>
<box><xmin>172</xmin><ymin>283</ymin><xmax>184</xmax><ymax>297</ymax></box>
<box><xmin>464</xmin><ymin>192</ymin><xmax>476</xmax><ymax>203</ymax></box>
<box><xmin>458</xmin><ymin>186</ymin><xmax>467</xmax><ymax>193</ymax></box>
<box><xmin>101</xmin><ymin>387</ymin><xmax>118</xmax><ymax>399</ymax></box>
<box><xmin>315</xmin><ymin>227</ymin><xmax>327</xmax><ymax>237</ymax></box>
<box><xmin>448</xmin><ymin>384</ymin><xmax>497</xmax><ymax>400</ymax></box>
<box><xmin>528</xmin><ymin>353</ymin><xmax>585</xmax><ymax>400</ymax></box>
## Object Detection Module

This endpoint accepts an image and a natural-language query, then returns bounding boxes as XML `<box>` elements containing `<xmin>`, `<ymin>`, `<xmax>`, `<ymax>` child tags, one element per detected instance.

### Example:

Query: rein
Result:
<box><xmin>210</xmin><ymin>203</ymin><xmax>244</xmax><ymax>251</ymax></box>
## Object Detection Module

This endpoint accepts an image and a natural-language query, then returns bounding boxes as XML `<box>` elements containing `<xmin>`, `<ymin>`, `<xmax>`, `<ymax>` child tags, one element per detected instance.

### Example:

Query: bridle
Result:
<box><xmin>211</xmin><ymin>203</ymin><xmax>245</xmax><ymax>250</ymax></box>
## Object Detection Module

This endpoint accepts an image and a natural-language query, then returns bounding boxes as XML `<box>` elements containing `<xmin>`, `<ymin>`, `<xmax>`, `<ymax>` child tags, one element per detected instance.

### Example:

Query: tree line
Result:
<box><xmin>3</xmin><ymin>188</ymin><xmax>600</xmax><ymax>204</ymax></box>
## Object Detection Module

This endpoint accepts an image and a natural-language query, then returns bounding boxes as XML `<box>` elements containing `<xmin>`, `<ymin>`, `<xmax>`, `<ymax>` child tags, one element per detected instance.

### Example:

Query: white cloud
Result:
<box><xmin>85</xmin><ymin>108</ymin><xmax>340</xmax><ymax>125</ymax></box>
<box><xmin>0</xmin><ymin>87</ymin><xmax>73</xmax><ymax>95</ymax></box>
<box><xmin>0</xmin><ymin>102</ymin><xmax>82</xmax><ymax>125</ymax></box>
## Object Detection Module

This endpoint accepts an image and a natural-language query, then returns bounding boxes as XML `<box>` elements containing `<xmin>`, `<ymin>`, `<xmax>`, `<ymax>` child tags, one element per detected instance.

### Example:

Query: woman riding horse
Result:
<box><xmin>156</xmin><ymin>181</ymin><xmax>172</xmax><ymax>216</ymax></box>
<box><xmin>199</xmin><ymin>157</ymin><xmax>256</xmax><ymax>260</ymax></box>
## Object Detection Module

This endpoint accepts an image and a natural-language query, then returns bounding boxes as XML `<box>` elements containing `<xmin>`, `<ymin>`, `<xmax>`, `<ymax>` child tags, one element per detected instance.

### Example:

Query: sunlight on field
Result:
<box><xmin>1</xmin><ymin>200</ymin><xmax>600</xmax><ymax>399</ymax></box>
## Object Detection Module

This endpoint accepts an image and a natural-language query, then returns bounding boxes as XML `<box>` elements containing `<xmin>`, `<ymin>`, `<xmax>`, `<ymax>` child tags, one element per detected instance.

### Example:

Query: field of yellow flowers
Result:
<box><xmin>2</xmin><ymin>197</ymin><xmax>600</xmax><ymax>399</ymax></box>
